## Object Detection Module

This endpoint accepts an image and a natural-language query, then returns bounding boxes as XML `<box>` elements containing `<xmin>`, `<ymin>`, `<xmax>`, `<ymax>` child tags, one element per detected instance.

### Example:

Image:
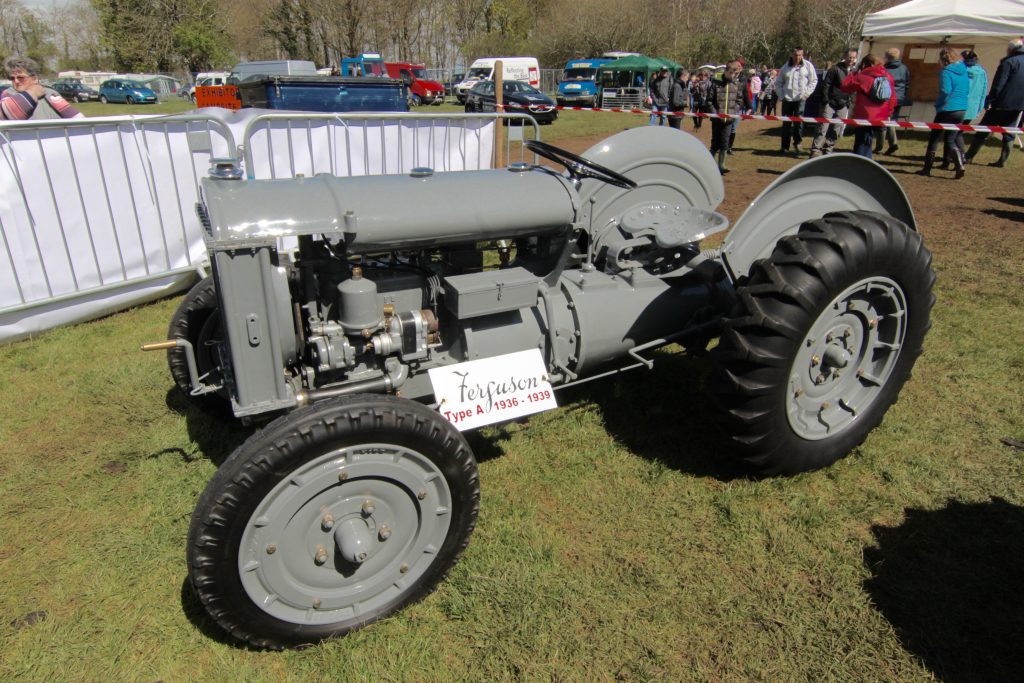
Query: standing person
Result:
<box><xmin>747</xmin><ymin>69</ymin><xmax>761</xmax><ymax>113</ymax></box>
<box><xmin>809</xmin><ymin>48</ymin><xmax>858</xmax><ymax>157</ymax></box>
<box><xmin>918</xmin><ymin>47</ymin><xmax>970</xmax><ymax>177</ymax></box>
<box><xmin>875</xmin><ymin>48</ymin><xmax>911</xmax><ymax>155</ymax></box>
<box><xmin>1</xmin><ymin>56</ymin><xmax>83</xmax><ymax>120</ymax></box>
<box><xmin>649</xmin><ymin>67</ymin><xmax>671</xmax><ymax>125</ymax></box>
<box><xmin>707</xmin><ymin>60</ymin><xmax>749</xmax><ymax>174</ymax></box>
<box><xmin>945</xmin><ymin>50</ymin><xmax>988</xmax><ymax>168</ymax></box>
<box><xmin>761</xmin><ymin>69</ymin><xmax>777</xmax><ymax>114</ymax></box>
<box><xmin>727</xmin><ymin>61</ymin><xmax>748</xmax><ymax>152</ymax></box>
<box><xmin>775</xmin><ymin>47</ymin><xmax>818</xmax><ymax>154</ymax></box>
<box><xmin>667</xmin><ymin>69</ymin><xmax>690</xmax><ymax>129</ymax></box>
<box><xmin>965</xmin><ymin>38</ymin><xmax>1024</xmax><ymax>168</ymax></box>
<box><xmin>691</xmin><ymin>69</ymin><xmax>712</xmax><ymax>130</ymax></box>
<box><xmin>840</xmin><ymin>53</ymin><xmax>896</xmax><ymax>159</ymax></box>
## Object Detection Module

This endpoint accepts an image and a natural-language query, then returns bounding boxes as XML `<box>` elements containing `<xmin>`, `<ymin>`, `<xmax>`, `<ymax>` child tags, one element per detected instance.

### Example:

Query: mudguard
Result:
<box><xmin>575</xmin><ymin>126</ymin><xmax>725</xmax><ymax>232</ymax></box>
<box><xmin>720</xmin><ymin>153</ymin><xmax>916</xmax><ymax>281</ymax></box>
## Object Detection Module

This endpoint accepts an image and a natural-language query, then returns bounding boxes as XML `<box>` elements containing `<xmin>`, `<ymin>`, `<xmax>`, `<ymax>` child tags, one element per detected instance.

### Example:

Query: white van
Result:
<box><xmin>185</xmin><ymin>71</ymin><xmax>230</xmax><ymax>101</ymax></box>
<box><xmin>227</xmin><ymin>60</ymin><xmax>318</xmax><ymax>84</ymax></box>
<box><xmin>454</xmin><ymin>57</ymin><xmax>540</xmax><ymax>103</ymax></box>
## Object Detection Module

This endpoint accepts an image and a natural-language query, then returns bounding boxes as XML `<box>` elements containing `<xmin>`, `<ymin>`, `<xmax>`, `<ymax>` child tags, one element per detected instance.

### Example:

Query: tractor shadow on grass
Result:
<box><xmin>165</xmin><ymin>389</ymin><xmax>255</xmax><ymax>466</ymax></box>
<box><xmin>180</xmin><ymin>577</ymin><xmax>245</xmax><ymax>648</ymax></box>
<box><xmin>557</xmin><ymin>350</ymin><xmax>749</xmax><ymax>481</ymax></box>
<box><xmin>863</xmin><ymin>497</ymin><xmax>1024</xmax><ymax>683</ymax></box>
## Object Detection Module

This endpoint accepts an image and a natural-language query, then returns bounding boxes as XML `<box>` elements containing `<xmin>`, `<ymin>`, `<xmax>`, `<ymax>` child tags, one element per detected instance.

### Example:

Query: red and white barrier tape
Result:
<box><xmin>494</xmin><ymin>102</ymin><xmax>1024</xmax><ymax>135</ymax></box>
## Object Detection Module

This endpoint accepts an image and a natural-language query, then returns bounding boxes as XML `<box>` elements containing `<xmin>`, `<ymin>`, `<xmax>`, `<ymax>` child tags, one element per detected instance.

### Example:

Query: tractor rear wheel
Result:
<box><xmin>711</xmin><ymin>211</ymin><xmax>935</xmax><ymax>475</ymax></box>
<box><xmin>187</xmin><ymin>394</ymin><xmax>480</xmax><ymax>648</ymax></box>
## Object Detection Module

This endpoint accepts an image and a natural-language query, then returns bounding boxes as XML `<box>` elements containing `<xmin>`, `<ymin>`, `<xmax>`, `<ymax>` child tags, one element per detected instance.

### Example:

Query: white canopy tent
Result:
<box><xmin>860</xmin><ymin>0</ymin><xmax>1024</xmax><ymax>122</ymax></box>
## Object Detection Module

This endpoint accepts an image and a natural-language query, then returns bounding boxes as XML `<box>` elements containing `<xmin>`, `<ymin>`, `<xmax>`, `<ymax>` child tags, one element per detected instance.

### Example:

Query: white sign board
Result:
<box><xmin>428</xmin><ymin>349</ymin><xmax>557</xmax><ymax>430</ymax></box>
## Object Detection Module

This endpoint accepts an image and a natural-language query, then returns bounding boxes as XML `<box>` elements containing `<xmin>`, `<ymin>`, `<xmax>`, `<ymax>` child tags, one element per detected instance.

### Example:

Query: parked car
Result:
<box><xmin>99</xmin><ymin>79</ymin><xmax>158</xmax><ymax>104</ymax></box>
<box><xmin>52</xmin><ymin>79</ymin><xmax>99</xmax><ymax>102</ymax></box>
<box><xmin>464</xmin><ymin>79</ymin><xmax>557</xmax><ymax>124</ymax></box>
<box><xmin>443</xmin><ymin>72</ymin><xmax>464</xmax><ymax>98</ymax></box>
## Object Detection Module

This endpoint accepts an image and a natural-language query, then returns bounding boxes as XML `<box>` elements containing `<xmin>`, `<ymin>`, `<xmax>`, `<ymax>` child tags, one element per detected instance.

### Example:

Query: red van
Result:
<box><xmin>385</xmin><ymin>62</ymin><xmax>445</xmax><ymax>105</ymax></box>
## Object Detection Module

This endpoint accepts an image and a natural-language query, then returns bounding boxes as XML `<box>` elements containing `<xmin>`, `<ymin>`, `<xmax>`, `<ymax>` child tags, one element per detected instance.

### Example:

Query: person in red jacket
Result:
<box><xmin>840</xmin><ymin>54</ymin><xmax>897</xmax><ymax>158</ymax></box>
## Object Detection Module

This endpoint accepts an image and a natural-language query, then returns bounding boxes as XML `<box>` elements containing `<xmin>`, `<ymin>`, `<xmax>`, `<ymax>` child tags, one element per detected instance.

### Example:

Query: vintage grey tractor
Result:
<box><xmin>148</xmin><ymin>126</ymin><xmax>934</xmax><ymax>648</ymax></box>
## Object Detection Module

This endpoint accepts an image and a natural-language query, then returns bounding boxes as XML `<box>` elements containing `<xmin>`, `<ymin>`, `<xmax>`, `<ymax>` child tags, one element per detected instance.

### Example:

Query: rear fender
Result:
<box><xmin>720</xmin><ymin>153</ymin><xmax>916</xmax><ymax>281</ymax></box>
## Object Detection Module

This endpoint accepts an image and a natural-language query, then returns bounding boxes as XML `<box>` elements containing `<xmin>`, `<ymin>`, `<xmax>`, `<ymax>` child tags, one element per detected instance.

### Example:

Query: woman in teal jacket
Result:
<box><xmin>919</xmin><ymin>47</ymin><xmax>970</xmax><ymax>178</ymax></box>
<box><xmin>946</xmin><ymin>49</ymin><xmax>989</xmax><ymax>169</ymax></box>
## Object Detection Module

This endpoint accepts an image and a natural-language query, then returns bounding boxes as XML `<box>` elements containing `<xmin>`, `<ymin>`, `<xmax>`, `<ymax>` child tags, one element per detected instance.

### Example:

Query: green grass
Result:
<box><xmin>1</xmin><ymin>118</ymin><xmax>1023</xmax><ymax>681</ymax></box>
<box><xmin>76</xmin><ymin>98</ymin><xmax>197</xmax><ymax>117</ymax></box>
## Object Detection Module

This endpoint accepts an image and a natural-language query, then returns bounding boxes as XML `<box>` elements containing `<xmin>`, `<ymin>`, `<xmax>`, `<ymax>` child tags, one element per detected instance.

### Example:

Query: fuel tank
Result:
<box><xmin>200</xmin><ymin>164</ymin><xmax>578</xmax><ymax>253</ymax></box>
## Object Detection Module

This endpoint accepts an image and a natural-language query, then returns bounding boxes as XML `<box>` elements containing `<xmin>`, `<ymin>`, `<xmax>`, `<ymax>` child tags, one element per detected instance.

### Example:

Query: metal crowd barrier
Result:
<box><xmin>240</xmin><ymin>111</ymin><xmax>541</xmax><ymax>179</ymax></box>
<box><xmin>0</xmin><ymin>113</ymin><xmax>235</xmax><ymax>317</ymax></box>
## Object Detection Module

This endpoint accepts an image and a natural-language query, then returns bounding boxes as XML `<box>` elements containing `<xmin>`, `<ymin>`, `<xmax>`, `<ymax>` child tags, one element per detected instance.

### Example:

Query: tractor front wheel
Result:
<box><xmin>186</xmin><ymin>394</ymin><xmax>480</xmax><ymax>648</ymax></box>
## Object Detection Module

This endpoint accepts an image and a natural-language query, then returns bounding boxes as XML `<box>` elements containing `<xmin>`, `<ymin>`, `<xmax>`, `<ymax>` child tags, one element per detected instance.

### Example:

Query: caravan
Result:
<box><xmin>453</xmin><ymin>57</ymin><xmax>540</xmax><ymax>103</ymax></box>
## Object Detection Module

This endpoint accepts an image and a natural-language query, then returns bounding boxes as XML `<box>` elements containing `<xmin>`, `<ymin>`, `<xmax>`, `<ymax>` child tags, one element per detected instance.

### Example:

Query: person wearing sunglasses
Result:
<box><xmin>2</xmin><ymin>56</ymin><xmax>83</xmax><ymax>120</ymax></box>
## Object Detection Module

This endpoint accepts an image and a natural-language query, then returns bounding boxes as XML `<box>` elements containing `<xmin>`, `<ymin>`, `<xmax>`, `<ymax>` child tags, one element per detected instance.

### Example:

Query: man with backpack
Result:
<box><xmin>840</xmin><ymin>53</ymin><xmax>897</xmax><ymax>158</ymax></box>
<box><xmin>809</xmin><ymin>48</ymin><xmax>858</xmax><ymax>157</ymax></box>
<box><xmin>874</xmin><ymin>48</ymin><xmax>911</xmax><ymax>155</ymax></box>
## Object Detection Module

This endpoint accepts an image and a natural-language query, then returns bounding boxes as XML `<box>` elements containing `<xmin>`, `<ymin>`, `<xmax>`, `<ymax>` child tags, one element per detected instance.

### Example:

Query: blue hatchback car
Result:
<box><xmin>98</xmin><ymin>79</ymin><xmax>158</xmax><ymax>104</ymax></box>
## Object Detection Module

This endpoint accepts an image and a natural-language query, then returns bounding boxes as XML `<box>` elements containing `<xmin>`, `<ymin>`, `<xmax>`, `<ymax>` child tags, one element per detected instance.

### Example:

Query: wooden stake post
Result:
<box><xmin>494</xmin><ymin>60</ymin><xmax>504</xmax><ymax>168</ymax></box>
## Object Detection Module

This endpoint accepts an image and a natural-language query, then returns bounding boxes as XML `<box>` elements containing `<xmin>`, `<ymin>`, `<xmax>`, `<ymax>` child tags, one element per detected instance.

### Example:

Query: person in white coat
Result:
<box><xmin>775</xmin><ymin>47</ymin><xmax>817</xmax><ymax>154</ymax></box>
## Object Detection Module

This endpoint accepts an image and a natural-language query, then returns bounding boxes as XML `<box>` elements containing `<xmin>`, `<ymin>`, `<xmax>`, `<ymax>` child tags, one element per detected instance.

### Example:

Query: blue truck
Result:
<box><xmin>555</xmin><ymin>58</ymin><xmax>612</xmax><ymax>107</ymax></box>
<box><xmin>341</xmin><ymin>52</ymin><xmax>388</xmax><ymax>78</ymax></box>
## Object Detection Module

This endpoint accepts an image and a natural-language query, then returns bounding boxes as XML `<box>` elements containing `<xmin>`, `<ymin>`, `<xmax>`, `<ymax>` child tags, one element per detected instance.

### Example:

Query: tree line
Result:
<box><xmin>1</xmin><ymin>0</ymin><xmax>899</xmax><ymax>77</ymax></box>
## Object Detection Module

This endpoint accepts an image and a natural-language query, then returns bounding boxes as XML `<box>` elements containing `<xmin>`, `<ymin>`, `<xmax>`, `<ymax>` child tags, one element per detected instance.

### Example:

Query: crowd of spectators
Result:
<box><xmin>643</xmin><ymin>38</ymin><xmax>1023</xmax><ymax>175</ymax></box>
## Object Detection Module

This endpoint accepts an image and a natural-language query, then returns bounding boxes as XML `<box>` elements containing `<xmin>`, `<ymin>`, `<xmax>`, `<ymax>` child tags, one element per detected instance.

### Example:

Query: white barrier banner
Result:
<box><xmin>0</xmin><ymin>110</ymin><xmax>495</xmax><ymax>343</ymax></box>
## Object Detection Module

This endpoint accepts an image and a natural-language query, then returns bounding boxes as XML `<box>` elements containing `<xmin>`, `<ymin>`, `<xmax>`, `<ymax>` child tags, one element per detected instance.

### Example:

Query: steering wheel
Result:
<box><xmin>524</xmin><ymin>139</ymin><xmax>638</xmax><ymax>190</ymax></box>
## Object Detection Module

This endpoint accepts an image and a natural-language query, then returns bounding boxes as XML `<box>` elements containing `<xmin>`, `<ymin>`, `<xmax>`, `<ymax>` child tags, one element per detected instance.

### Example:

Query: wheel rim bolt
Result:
<box><xmin>314</xmin><ymin>544</ymin><xmax>328</xmax><ymax>565</ymax></box>
<box><xmin>338</xmin><ymin>471</ymin><xmax>349</xmax><ymax>482</ymax></box>
<box><xmin>843</xmin><ymin>329</ymin><xmax>851</xmax><ymax>339</ymax></box>
<box><xmin>266</xmin><ymin>544</ymin><xmax>277</xmax><ymax>555</ymax></box>
<box><xmin>815</xmin><ymin>374</ymin><xmax>825</xmax><ymax>385</ymax></box>
<box><xmin>379</xmin><ymin>524</ymin><xmax>392</xmax><ymax>541</ymax></box>
<box><xmin>825</xmin><ymin>333</ymin><xmax>834</xmax><ymax>342</ymax></box>
<box><xmin>868</xmin><ymin>319</ymin><xmax>877</xmax><ymax>329</ymax></box>
<box><xmin>418</xmin><ymin>489</ymin><xmax>427</xmax><ymax>500</ymax></box>
<box><xmin>811</xmin><ymin>355</ymin><xmax>821</xmax><ymax>367</ymax></box>
<box><xmin>313</xmin><ymin>598</ymin><xmax>322</xmax><ymax>609</ymax></box>
<box><xmin>820</xmin><ymin>401</ymin><xmax>830</xmax><ymax>410</ymax></box>
<box><xmin>362</xmin><ymin>500</ymin><xmax>375</xmax><ymax>516</ymax></box>
<box><xmin>794</xmin><ymin>388</ymin><xmax>804</xmax><ymax>398</ymax></box>
<box><xmin>321</xmin><ymin>514</ymin><xmax>334</xmax><ymax>531</ymax></box>
<box><xmin>400</xmin><ymin>563</ymin><xmax>409</xmax><ymax>573</ymax></box>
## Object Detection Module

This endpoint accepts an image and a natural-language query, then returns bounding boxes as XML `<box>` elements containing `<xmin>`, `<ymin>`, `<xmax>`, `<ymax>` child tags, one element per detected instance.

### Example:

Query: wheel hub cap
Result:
<box><xmin>787</xmin><ymin>277</ymin><xmax>907</xmax><ymax>440</ymax></box>
<box><xmin>238</xmin><ymin>444</ymin><xmax>452</xmax><ymax>625</ymax></box>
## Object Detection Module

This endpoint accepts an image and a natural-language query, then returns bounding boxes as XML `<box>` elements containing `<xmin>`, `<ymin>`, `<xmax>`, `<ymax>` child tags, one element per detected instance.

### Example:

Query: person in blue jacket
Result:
<box><xmin>919</xmin><ymin>47</ymin><xmax>970</xmax><ymax>178</ymax></box>
<box><xmin>944</xmin><ymin>49</ymin><xmax>988</xmax><ymax>169</ymax></box>
<box><xmin>965</xmin><ymin>37</ymin><xmax>1024</xmax><ymax>168</ymax></box>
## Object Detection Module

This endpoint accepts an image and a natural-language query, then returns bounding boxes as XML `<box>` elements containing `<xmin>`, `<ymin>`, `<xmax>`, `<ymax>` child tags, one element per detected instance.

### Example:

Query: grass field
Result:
<box><xmin>1</xmin><ymin>110</ymin><xmax>1022</xmax><ymax>681</ymax></box>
